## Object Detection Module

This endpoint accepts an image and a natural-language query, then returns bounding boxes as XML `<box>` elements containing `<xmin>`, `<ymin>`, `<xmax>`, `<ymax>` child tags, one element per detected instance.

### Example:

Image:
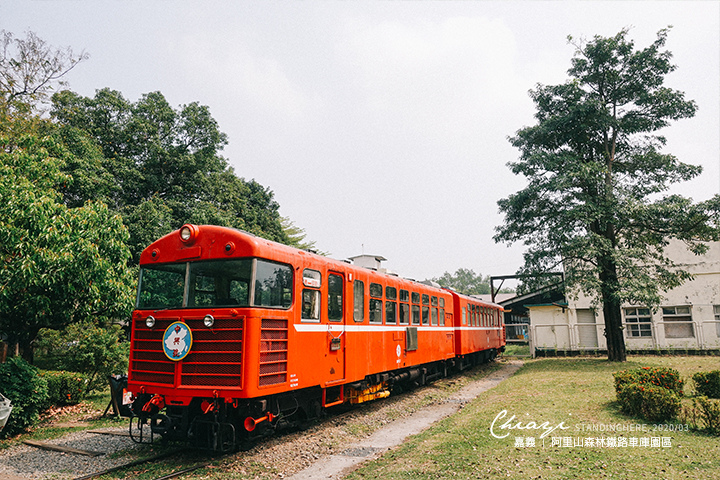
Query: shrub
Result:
<box><xmin>0</xmin><ymin>357</ymin><xmax>49</xmax><ymax>438</ymax></box>
<box><xmin>681</xmin><ymin>396</ymin><xmax>720</xmax><ymax>436</ymax></box>
<box><xmin>38</xmin><ymin>370</ymin><xmax>89</xmax><ymax>408</ymax></box>
<box><xmin>34</xmin><ymin>322</ymin><xmax>129</xmax><ymax>394</ymax></box>
<box><xmin>692</xmin><ymin>371</ymin><xmax>720</xmax><ymax>399</ymax></box>
<box><xmin>613</xmin><ymin>367</ymin><xmax>684</xmax><ymax>396</ymax></box>
<box><xmin>616</xmin><ymin>382</ymin><xmax>681</xmax><ymax>421</ymax></box>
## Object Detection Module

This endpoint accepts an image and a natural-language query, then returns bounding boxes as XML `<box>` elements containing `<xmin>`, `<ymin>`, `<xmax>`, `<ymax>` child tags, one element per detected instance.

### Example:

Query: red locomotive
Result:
<box><xmin>127</xmin><ymin>225</ymin><xmax>505</xmax><ymax>451</ymax></box>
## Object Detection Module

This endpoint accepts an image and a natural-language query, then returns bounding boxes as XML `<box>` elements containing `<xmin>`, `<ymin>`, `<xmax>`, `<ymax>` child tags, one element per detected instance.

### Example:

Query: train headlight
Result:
<box><xmin>146</xmin><ymin>315</ymin><xmax>156</xmax><ymax>328</ymax></box>
<box><xmin>203</xmin><ymin>314</ymin><xmax>215</xmax><ymax>328</ymax></box>
<box><xmin>179</xmin><ymin>224</ymin><xmax>198</xmax><ymax>244</ymax></box>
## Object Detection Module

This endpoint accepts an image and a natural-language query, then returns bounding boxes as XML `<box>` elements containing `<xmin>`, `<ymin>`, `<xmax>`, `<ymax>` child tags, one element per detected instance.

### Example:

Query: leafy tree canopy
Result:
<box><xmin>0</xmin><ymin>134</ymin><xmax>135</xmax><ymax>361</ymax></box>
<box><xmin>431</xmin><ymin>268</ymin><xmax>491</xmax><ymax>296</ymax></box>
<box><xmin>494</xmin><ymin>28</ymin><xmax>720</xmax><ymax>362</ymax></box>
<box><xmin>51</xmin><ymin>88</ymin><xmax>290</xmax><ymax>260</ymax></box>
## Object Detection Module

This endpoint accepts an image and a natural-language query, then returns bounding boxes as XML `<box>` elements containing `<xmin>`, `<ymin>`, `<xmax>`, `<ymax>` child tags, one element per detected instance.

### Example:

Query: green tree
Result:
<box><xmin>51</xmin><ymin>89</ymin><xmax>290</xmax><ymax>260</ymax></box>
<box><xmin>0</xmin><ymin>134</ymin><xmax>134</xmax><ymax>362</ymax></box>
<box><xmin>35</xmin><ymin>322</ymin><xmax>129</xmax><ymax>394</ymax></box>
<box><xmin>431</xmin><ymin>268</ymin><xmax>490</xmax><ymax>296</ymax></box>
<box><xmin>494</xmin><ymin>28</ymin><xmax>720</xmax><ymax>362</ymax></box>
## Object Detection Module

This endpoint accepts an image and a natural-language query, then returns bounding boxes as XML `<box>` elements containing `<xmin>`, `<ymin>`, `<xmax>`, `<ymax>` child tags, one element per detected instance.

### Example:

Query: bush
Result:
<box><xmin>34</xmin><ymin>322</ymin><xmax>129</xmax><ymax>394</ymax></box>
<box><xmin>0</xmin><ymin>357</ymin><xmax>49</xmax><ymax>438</ymax></box>
<box><xmin>617</xmin><ymin>382</ymin><xmax>681</xmax><ymax>421</ymax></box>
<box><xmin>681</xmin><ymin>396</ymin><xmax>720</xmax><ymax>436</ymax></box>
<box><xmin>38</xmin><ymin>370</ymin><xmax>89</xmax><ymax>408</ymax></box>
<box><xmin>692</xmin><ymin>371</ymin><xmax>720</xmax><ymax>399</ymax></box>
<box><xmin>613</xmin><ymin>367</ymin><xmax>684</xmax><ymax>396</ymax></box>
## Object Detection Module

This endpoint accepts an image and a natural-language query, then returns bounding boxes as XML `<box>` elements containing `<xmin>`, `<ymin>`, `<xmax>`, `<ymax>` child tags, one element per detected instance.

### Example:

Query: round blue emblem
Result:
<box><xmin>163</xmin><ymin>321</ymin><xmax>193</xmax><ymax>361</ymax></box>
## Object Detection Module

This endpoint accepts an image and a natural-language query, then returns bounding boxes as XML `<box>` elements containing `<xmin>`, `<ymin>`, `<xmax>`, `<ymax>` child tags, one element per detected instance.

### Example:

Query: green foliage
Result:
<box><xmin>613</xmin><ymin>366</ymin><xmax>684</xmax><ymax>396</ymax></box>
<box><xmin>616</xmin><ymin>382</ymin><xmax>681</xmax><ymax>422</ymax></box>
<box><xmin>34</xmin><ymin>323</ymin><xmax>129</xmax><ymax>394</ymax></box>
<box><xmin>0</xmin><ymin>357</ymin><xmax>49</xmax><ymax>438</ymax></box>
<box><xmin>682</xmin><ymin>396</ymin><xmax>720</xmax><ymax>436</ymax></box>
<box><xmin>38</xmin><ymin>370</ymin><xmax>89</xmax><ymax>408</ymax></box>
<box><xmin>50</xmin><ymin>88</ymin><xmax>291</xmax><ymax>261</ymax></box>
<box><xmin>431</xmin><ymin>268</ymin><xmax>491</xmax><ymax>296</ymax></box>
<box><xmin>692</xmin><ymin>397</ymin><xmax>720</xmax><ymax>435</ymax></box>
<box><xmin>0</xmin><ymin>134</ymin><xmax>135</xmax><ymax>360</ymax></box>
<box><xmin>494</xmin><ymin>27</ymin><xmax>720</xmax><ymax>362</ymax></box>
<box><xmin>692</xmin><ymin>371</ymin><xmax>720</xmax><ymax>399</ymax></box>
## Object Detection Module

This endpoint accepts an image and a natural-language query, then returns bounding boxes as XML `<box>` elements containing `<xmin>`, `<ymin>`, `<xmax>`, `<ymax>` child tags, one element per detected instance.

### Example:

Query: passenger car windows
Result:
<box><xmin>386</xmin><ymin>301</ymin><xmax>397</xmax><ymax>325</ymax></box>
<box><xmin>302</xmin><ymin>289</ymin><xmax>320</xmax><ymax>321</ymax></box>
<box><xmin>354</xmin><ymin>280</ymin><xmax>365</xmax><ymax>322</ymax></box>
<box><xmin>399</xmin><ymin>302</ymin><xmax>410</xmax><ymax>325</ymax></box>
<box><xmin>369</xmin><ymin>298</ymin><xmax>383</xmax><ymax>324</ymax></box>
<box><xmin>412</xmin><ymin>305</ymin><xmax>420</xmax><ymax>325</ymax></box>
<box><xmin>328</xmin><ymin>274</ymin><xmax>343</xmax><ymax>322</ymax></box>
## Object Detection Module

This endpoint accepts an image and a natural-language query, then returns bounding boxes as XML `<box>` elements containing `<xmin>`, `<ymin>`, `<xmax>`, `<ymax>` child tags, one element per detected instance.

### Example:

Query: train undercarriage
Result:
<box><xmin>128</xmin><ymin>348</ymin><xmax>500</xmax><ymax>452</ymax></box>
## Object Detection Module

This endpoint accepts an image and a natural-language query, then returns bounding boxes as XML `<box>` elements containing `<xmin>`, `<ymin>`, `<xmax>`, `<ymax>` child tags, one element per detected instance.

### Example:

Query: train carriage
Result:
<box><xmin>127</xmin><ymin>224</ymin><xmax>504</xmax><ymax>451</ymax></box>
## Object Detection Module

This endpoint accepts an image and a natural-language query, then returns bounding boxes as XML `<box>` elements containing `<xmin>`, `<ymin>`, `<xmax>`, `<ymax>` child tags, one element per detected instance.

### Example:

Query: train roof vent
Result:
<box><xmin>348</xmin><ymin>254</ymin><xmax>387</xmax><ymax>271</ymax></box>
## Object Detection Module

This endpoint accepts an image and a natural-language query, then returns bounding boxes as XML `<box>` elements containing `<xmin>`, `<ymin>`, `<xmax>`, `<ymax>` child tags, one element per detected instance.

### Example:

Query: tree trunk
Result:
<box><xmin>599</xmin><ymin>254</ymin><xmax>627</xmax><ymax>362</ymax></box>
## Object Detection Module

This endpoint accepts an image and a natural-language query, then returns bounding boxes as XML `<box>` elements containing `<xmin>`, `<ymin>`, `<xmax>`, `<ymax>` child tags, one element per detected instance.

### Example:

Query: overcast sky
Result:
<box><xmin>4</xmin><ymin>1</ymin><xmax>719</xmax><ymax>282</ymax></box>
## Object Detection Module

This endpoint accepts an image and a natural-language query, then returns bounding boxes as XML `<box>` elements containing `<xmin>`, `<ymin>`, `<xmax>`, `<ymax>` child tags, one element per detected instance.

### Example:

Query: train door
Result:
<box><xmin>326</xmin><ymin>271</ymin><xmax>346</xmax><ymax>383</ymax></box>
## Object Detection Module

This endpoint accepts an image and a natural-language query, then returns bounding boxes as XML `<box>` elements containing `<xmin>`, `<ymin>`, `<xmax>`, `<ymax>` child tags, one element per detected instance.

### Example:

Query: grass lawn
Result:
<box><xmin>346</xmin><ymin>356</ymin><xmax>720</xmax><ymax>480</ymax></box>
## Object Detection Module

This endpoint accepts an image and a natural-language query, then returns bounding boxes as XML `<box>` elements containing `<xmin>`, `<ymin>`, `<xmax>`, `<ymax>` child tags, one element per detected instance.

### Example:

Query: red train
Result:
<box><xmin>127</xmin><ymin>225</ymin><xmax>505</xmax><ymax>451</ymax></box>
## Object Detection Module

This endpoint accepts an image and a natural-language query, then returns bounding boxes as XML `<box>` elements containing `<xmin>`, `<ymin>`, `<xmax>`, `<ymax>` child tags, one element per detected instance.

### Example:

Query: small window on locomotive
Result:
<box><xmin>431</xmin><ymin>296</ymin><xmax>438</xmax><ymax>307</ymax></box>
<box><xmin>369</xmin><ymin>298</ymin><xmax>383</xmax><ymax>324</ymax></box>
<box><xmin>399</xmin><ymin>302</ymin><xmax>410</xmax><ymax>325</ymax></box>
<box><xmin>254</xmin><ymin>260</ymin><xmax>293</xmax><ymax>308</ymax></box>
<box><xmin>303</xmin><ymin>269</ymin><xmax>321</xmax><ymax>288</ymax></box>
<box><xmin>439</xmin><ymin>298</ymin><xmax>445</xmax><ymax>308</ymax></box>
<box><xmin>412</xmin><ymin>292</ymin><xmax>420</xmax><ymax>304</ymax></box>
<box><xmin>302</xmin><ymin>289</ymin><xmax>321</xmax><ymax>321</ymax></box>
<box><xmin>422</xmin><ymin>306</ymin><xmax>430</xmax><ymax>325</ymax></box>
<box><xmin>440</xmin><ymin>308</ymin><xmax>445</xmax><ymax>326</ymax></box>
<box><xmin>422</xmin><ymin>294</ymin><xmax>429</xmax><ymax>305</ymax></box>
<box><xmin>400</xmin><ymin>289</ymin><xmax>409</xmax><ymax>302</ymax></box>
<box><xmin>412</xmin><ymin>304</ymin><xmax>420</xmax><ymax>325</ymax></box>
<box><xmin>370</xmin><ymin>282</ymin><xmax>383</xmax><ymax>298</ymax></box>
<box><xmin>328</xmin><ymin>274</ymin><xmax>343</xmax><ymax>322</ymax></box>
<box><xmin>431</xmin><ymin>307</ymin><xmax>438</xmax><ymax>326</ymax></box>
<box><xmin>462</xmin><ymin>307</ymin><xmax>467</xmax><ymax>325</ymax></box>
<box><xmin>354</xmin><ymin>280</ymin><xmax>365</xmax><ymax>322</ymax></box>
<box><xmin>386</xmin><ymin>301</ymin><xmax>397</xmax><ymax>325</ymax></box>
<box><xmin>386</xmin><ymin>286</ymin><xmax>397</xmax><ymax>300</ymax></box>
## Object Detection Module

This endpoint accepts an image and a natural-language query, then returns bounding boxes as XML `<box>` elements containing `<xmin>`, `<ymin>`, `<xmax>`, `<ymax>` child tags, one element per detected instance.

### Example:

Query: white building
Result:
<box><xmin>524</xmin><ymin>240</ymin><xmax>720</xmax><ymax>356</ymax></box>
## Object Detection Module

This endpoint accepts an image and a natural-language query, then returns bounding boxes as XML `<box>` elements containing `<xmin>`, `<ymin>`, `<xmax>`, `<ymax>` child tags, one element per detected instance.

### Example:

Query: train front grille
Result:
<box><xmin>130</xmin><ymin>316</ymin><xmax>244</xmax><ymax>388</ymax></box>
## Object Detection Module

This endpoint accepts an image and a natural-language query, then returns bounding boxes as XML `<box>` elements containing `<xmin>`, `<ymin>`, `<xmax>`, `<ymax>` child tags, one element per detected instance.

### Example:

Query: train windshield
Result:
<box><xmin>137</xmin><ymin>258</ymin><xmax>293</xmax><ymax>309</ymax></box>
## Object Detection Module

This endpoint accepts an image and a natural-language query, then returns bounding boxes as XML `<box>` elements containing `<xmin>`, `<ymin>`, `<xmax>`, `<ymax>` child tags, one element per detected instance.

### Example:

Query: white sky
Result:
<box><xmin>3</xmin><ymin>1</ymin><xmax>719</xmax><ymax>282</ymax></box>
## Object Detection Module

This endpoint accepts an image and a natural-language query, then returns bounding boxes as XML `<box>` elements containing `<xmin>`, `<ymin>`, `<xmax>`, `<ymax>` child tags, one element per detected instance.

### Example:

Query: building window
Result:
<box><xmin>662</xmin><ymin>306</ymin><xmax>694</xmax><ymax>338</ymax></box>
<box><xmin>715</xmin><ymin>305</ymin><xmax>720</xmax><ymax>338</ymax></box>
<box><xmin>624</xmin><ymin>308</ymin><xmax>652</xmax><ymax>338</ymax></box>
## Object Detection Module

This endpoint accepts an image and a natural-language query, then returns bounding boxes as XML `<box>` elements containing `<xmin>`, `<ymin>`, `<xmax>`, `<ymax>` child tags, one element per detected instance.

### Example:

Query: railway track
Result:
<box><xmin>71</xmin><ymin>447</ymin><xmax>196</xmax><ymax>480</ymax></box>
<box><xmin>1</xmin><ymin>362</ymin><xmax>506</xmax><ymax>480</ymax></box>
